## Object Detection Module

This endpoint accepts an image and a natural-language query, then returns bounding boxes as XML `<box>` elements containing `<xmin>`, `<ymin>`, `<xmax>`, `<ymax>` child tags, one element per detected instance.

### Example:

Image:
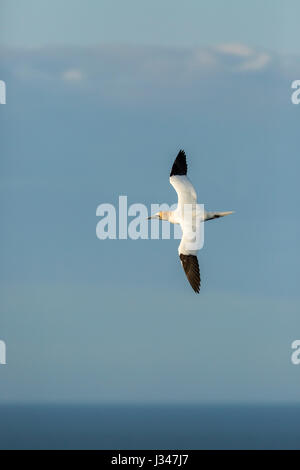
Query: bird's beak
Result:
<box><xmin>147</xmin><ymin>214</ymin><xmax>159</xmax><ymax>220</ymax></box>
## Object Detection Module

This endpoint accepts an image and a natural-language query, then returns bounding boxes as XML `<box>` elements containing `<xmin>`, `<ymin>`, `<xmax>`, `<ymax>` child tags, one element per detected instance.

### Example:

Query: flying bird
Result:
<box><xmin>148</xmin><ymin>150</ymin><xmax>233</xmax><ymax>293</ymax></box>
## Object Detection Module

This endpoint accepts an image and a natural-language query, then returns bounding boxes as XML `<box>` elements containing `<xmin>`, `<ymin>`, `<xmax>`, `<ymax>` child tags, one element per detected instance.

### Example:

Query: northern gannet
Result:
<box><xmin>148</xmin><ymin>150</ymin><xmax>233</xmax><ymax>293</ymax></box>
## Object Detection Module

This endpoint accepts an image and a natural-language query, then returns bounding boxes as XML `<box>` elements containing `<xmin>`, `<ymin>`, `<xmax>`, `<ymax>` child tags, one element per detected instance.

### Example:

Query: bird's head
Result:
<box><xmin>147</xmin><ymin>211</ymin><xmax>163</xmax><ymax>220</ymax></box>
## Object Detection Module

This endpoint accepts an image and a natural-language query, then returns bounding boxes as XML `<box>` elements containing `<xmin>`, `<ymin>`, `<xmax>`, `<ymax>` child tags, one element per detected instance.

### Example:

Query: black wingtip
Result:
<box><xmin>179</xmin><ymin>253</ymin><xmax>201</xmax><ymax>293</ymax></box>
<box><xmin>170</xmin><ymin>149</ymin><xmax>187</xmax><ymax>177</ymax></box>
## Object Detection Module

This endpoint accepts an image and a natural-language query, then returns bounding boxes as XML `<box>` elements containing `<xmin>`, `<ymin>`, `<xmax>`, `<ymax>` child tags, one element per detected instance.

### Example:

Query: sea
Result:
<box><xmin>0</xmin><ymin>404</ymin><xmax>300</xmax><ymax>450</ymax></box>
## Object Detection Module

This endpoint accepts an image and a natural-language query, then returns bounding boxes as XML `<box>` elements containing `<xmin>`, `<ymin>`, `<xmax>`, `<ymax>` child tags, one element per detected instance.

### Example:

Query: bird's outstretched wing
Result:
<box><xmin>178</xmin><ymin>229</ymin><xmax>201</xmax><ymax>293</ymax></box>
<box><xmin>179</xmin><ymin>252</ymin><xmax>201</xmax><ymax>293</ymax></box>
<box><xmin>169</xmin><ymin>150</ymin><xmax>197</xmax><ymax>209</ymax></box>
<box><xmin>170</xmin><ymin>149</ymin><xmax>188</xmax><ymax>176</ymax></box>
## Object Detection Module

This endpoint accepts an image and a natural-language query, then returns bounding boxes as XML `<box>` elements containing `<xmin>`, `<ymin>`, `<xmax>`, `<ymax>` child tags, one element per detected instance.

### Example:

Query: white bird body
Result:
<box><xmin>149</xmin><ymin>150</ymin><xmax>233</xmax><ymax>293</ymax></box>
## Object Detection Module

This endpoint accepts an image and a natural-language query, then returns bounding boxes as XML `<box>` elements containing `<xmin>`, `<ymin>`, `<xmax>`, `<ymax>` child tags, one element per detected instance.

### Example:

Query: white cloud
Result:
<box><xmin>215</xmin><ymin>44</ymin><xmax>271</xmax><ymax>71</ymax></box>
<box><xmin>239</xmin><ymin>53</ymin><xmax>271</xmax><ymax>71</ymax></box>
<box><xmin>216</xmin><ymin>43</ymin><xmax>254</xmax><ymax>57</ymax></box>
<box><xmin>191</xmin><ymin>49</ymin><xmax>217</xmax><ymax>69</ymax></box>
<box><xmin>2</xmin><ymin>44</ymin><xmax>277</xmax><ymax>99</ymax></box>
<box><xmin>62</xmin><ymin>68</ymin><xmax>84</xmax><ymax>81</ymax></box>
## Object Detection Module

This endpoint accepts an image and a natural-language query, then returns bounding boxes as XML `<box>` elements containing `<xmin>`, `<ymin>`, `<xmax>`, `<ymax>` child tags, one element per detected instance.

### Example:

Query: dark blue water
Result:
<box><xmin>0</xmin><ymin>404</ymin><xmax>300</xmax><ymax>449</ymax></box>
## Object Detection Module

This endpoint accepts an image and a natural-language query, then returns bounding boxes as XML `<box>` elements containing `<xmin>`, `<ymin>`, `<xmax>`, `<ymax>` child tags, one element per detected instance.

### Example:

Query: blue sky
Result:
<box><xmin>0</xmin><ymin>1</ymin><xmax>300</xmax><ymax>404</ymax></box>
<box><xmin>1</xmin><ymin>0</ymin><xmax>300</xmax><ymax>53</ymax></box>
